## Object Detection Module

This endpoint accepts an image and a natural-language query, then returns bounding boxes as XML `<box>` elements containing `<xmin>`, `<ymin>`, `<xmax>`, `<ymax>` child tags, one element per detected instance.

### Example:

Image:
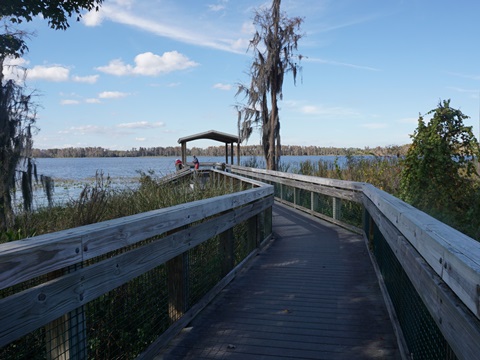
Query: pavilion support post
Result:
<box><xmin>236</xmin><ymin>143</ymin><xmax>240</xmax><ymax>165</ymax></box>
<box><xmin>181</xmin><ymin>142</ymin><xmax>187</xmax><ymax>164</ymax></box>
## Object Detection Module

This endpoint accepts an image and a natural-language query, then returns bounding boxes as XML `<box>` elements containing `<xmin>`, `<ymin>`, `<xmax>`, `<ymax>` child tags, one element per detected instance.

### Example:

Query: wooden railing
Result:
<box><xmin>0</xmin><ymin>169</ymin><xmax>273</xmax><ymax>359</ymax></box>
<box><xmin>229</xmin><ymin>165</ymin><xmax>480</xmax><ymax>360</ymax></box>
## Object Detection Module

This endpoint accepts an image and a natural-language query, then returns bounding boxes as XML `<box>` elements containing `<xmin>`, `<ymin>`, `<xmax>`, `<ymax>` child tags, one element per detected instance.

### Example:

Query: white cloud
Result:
<box><xmin>27</xmin><ymin>65</ymin><xmax>70</xmax><ymax>82</ymax></box>
<box><xmin>3</xmin><ymin>57</ymin><xmax>28</xmax><ymax>82</ymax></box>
<box><xmin>62</xmin><ymin>125</ymin><xmax>108</xmax><ymax>135</ymax></box>
<box><xmin>98</xmin><ymin>91</ymin><xmax>129</xmax><ymax>99</ymax></box>
<box><xmin>135</xmin><ymin>137</ymin><xmax>146</xmax><ymax>142</ymax></box>
<box><xmin>82</xmin><ymin>9</ymin><xmax>104</xmax><ymax>26</ymax></box>
<box><xmin>86</xmin><ymin>98</ymin><xmax>101</xmax><ymax>104</ymax></box>
<box><xmin>301</xmin><ymin>105</ymin><xmax>320</xmax><ymax>114</ymax></box>
<box><xmin>208</xmin><ymin>0</ymin><xmax>228</xmax><ymax>12</ymax></box>
<box><xmin>96</xmin><ymin>59</ymin><xmax>132</xmax><ymax>76</ymax></box>
<box><xmin>299</xmin><ymin>104</ymin><xmax>357</xmax><ymax>116</ymax></box>
<box><xmin>117</xmin><ymin>121</ymin><xmax>165</xmax><ymax>129</ymax></box>
<box><xmin>96</xmin><ymin>51</ymin><xmax>198</xmax><ymax>77</ymax></box>
<box><xmin>213</xmin><ymin>83</ymin><xmax>232</xmax><ymax>91</ymax></box>
<box><xmin>61</xmin><ymin>99</ymin><xmax>80</xmax><ymax>105</ymax></box>
<box><xmin>72</xmin><ymin>75</ymin><xmax>99</xmax><ymax>84</ymax></box>
<box><xmin>133</xmin><ymin>51</ymin><xmax>198</xmax><ymax>75</ymax></box>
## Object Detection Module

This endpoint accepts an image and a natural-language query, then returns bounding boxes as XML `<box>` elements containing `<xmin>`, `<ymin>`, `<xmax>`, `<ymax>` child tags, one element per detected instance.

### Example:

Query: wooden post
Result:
<box><xmin>45</xmin><ymin>315</ymin><xmax>70</xmax><ymax>360</ymax></box>
<box><xmin>68</xmin><ymin>306</ymin><xmax>87</xmax><ymax>360</ymax></box>
<box><xmin>219</xmin><ymin>228</ymin><xmax>234</xmax><ymax>277</ymax></box>
<box><xmin>333</xmin><ymin>197</ymin><xmax>342</xmax><ymax>221</ymax></box>
<box><xmin>45</xmin><ymin>265</ymin><xmax>87</xmax><ymax>360</ymax></box>
<box><xmin>265</xmin><ymin>206</ymin><xmax>272</xmax><ymax>240</ymax></box>
<box><xmin>311</xmin><ymin>192</ymin><xmax>319</xmax><ymax>215</ymax></box>
<box><xmin>247</xmin><ymin>215</ymin><xmax>259</xmax><ymax>251</ymax></box>
<box><xmin>167</xmin><ymin>253</ymin><xmax>189</xmax><ymax>323</ymax></box>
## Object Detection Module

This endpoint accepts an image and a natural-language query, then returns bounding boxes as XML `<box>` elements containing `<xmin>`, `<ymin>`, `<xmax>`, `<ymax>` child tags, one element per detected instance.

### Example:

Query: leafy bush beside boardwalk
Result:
<box><xmin>289</xmin><ymin>154</ymin><xmax>480</xmax><ymax>241</ymax></box>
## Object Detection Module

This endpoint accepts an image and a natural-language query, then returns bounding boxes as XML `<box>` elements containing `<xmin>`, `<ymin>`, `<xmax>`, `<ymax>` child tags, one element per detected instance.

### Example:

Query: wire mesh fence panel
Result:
<box><xmin>234</xmin><ymin>221</ymin><xmax>251</xmax><ymax>266</ymax></box>
<box><xmin>369</xmin><ymin>213</ymin><xmax>458</xmax><ymax>360</ymax></box>
<box><xmin>86</xmin><ymin>264</ymin><xmax>169</xmax><ymax>360</ymax></box>
<box><xmin>312</xmin><ymin>192</ymin><xmax>333</xmax><ymax>218</ymax></box>
<box><xmin>1</xmin><ymin>170</ymin><xmax>273</xmax><ymax>360</ymax></box>
<box><xmin>296</xmin><ymin>188</ymin><xmax>311</xmax><ymax>209</ymax></box>
<box><xmin>339</xmin><ymin>199</ymin><xmax>362</xmax><ymax>228</ymax></box>
<box><xmin>188</xmin><ymin>236</ymin><xmax>224</xmax><ymax>307</ymax></box>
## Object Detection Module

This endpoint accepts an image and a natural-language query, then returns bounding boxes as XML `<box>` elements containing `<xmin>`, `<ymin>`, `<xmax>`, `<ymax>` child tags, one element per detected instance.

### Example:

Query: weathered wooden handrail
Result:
<box><xmin>229</xmin><ymin>165</ymin><xmax>480</xmax><ymax>360</ymax></box>
<box><xmin>0</xmin><ymin>169</ymin><xmax>274</xmax><ymax>358</ymax></box>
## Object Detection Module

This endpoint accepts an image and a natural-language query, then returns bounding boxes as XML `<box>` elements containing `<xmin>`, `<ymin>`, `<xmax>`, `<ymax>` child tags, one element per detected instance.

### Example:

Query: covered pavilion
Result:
<box><xmin>177</xmin><ymin>130</ymin><xmax>240</xmax><ymax>166</ymax></box>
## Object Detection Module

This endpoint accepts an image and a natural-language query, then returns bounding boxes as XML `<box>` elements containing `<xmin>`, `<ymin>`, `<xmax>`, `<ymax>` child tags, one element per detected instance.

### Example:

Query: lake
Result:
<box><xmin>35</xmin><ymin>155</ymin><xmax>349</xmax><ymax>181</ymax></box>
<box><xmin>22</xmin><ymin>155</ymin><xmax>347</xmax><ymax>208</ymax></box>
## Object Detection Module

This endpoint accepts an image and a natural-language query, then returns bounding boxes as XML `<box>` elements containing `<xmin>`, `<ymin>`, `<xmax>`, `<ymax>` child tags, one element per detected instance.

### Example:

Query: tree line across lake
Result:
<box><xmin>32</xmin><ymin>144</ymin><xmax>410</xmax><ymax>158</ymax></box>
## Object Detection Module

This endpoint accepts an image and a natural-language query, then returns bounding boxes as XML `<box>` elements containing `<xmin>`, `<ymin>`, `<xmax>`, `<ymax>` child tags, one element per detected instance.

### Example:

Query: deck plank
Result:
<box><xmin>155</xmin><ymin>203</ymin><xmax>401</xmax><ymax>359</ymax></box>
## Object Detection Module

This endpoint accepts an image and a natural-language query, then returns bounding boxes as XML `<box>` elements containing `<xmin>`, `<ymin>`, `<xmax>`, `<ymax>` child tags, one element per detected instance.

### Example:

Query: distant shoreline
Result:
<box><xmin>32</xmin><ymin>144</ymin><xmax>410</xmax><ymax>159</ymax></box>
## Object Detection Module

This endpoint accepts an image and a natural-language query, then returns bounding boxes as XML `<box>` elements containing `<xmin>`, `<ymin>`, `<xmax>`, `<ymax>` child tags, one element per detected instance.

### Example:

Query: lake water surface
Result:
<box><xmin>25</xmin><ymin>155</ymin><xmax>347</xmax><ymax>207</ymax></box>
<box><xmin>35</xmin><ymin>155</ymin><xmax>347</xmax><ymax>182</ymax></box>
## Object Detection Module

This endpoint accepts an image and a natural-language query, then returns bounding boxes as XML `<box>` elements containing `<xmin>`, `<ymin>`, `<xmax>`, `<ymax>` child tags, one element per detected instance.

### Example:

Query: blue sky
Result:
<box><xmin>6</xmin><ymin>0</ymin><xmax>480</xmax><ymax>150</ymax></box>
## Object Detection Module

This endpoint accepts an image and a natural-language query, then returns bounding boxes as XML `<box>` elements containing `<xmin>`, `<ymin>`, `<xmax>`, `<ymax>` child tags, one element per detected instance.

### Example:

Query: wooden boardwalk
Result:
<box><xmin>155</xmin><ymin>203</ymin><xmax>401</xmax><ymax>360</ymax></box>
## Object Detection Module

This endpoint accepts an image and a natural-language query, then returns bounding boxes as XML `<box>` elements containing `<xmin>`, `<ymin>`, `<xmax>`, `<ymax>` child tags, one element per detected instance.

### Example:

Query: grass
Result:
<box><xmin>2</xmin><ymin>170</ymin><xmax>234</xmax><ymax>243</ymax></box>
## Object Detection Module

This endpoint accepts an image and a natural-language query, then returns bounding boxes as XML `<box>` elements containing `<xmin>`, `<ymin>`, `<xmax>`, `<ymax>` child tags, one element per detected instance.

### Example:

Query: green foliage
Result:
<box><xmin>1</xmin><ymin>0</ymin><xmax>102</xmax><ymax>29</ymax></box>
<box><xmin>0</xmin><ymin>0</ymin><xmax>104</xmax><ymax>231</ymax></box>
<box><xmin>294</xmin><ymin>156</ymin><xmax>403</xmax><ymax>196</ymax></box>
<box><xmin>1</xmin><ymin>0</ymin><xmax>103</xmax><ymax>58</ymax></box>
<box><xmin>400</xmin><ymin>100</ymin><xmax>480</xmax><ymax>236</ymax></box>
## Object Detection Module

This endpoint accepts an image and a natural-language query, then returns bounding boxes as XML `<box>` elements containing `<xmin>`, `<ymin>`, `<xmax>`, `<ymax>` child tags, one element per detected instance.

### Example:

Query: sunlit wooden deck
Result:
<box><xmin>155</xmin><ymin>202</ymin><xmax>401</xmax><ymax>359</ymax></box>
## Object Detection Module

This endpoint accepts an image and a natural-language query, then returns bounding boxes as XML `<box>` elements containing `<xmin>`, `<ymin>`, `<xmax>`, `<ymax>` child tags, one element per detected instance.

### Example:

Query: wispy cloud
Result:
<box><xmin>60</xmin><ymin>125</ymin><xmax>109</xmax><ymax>135</ymax></box>
<box><xmin>72</xmin><ymin>75</ymin><xmax>99</xmax><ymax>84</ymax></box>
<box><xmin>98</xmin><ymin>91</ymin><xmax>130</xmax><ymax>99</ymax></box>
<box><xmin>213</xmin><ymin>83</ymin><xmax>232</xmax><ymax>91</ymax></box>
<box><xmin>208</xmin><ymin>0</ymin><xmax>228</xmax><ymax>12</ymax></box>
<box><xmin>306</xmin><ymin>57</ymin><xmax>381</xmax><ymax>72</ymax></box>
<box><xmin>86</xmin><ymin>98</ymin><xmax>101</xmax><ymax>104</ymax></box>
<box><xmin>447</xmin><ymin>71</ymin><xmax>480</xmax><ymax>81</ymax></box>
<box><xmin>96</xmin><ymin>51</ymin><xmax>198</xmax><ymax>76</ymax></box>
<box><xmin>61</xmin><ymin>99</ymin><xmax>81</xmax><ymax>105</ymax></box>
<box><xmin>293</xmin><ymin>102</ymin><xmax>359</xmax><ymax>117</ymax></box>
<box><xmin>117</xmin><ymin>121</ymin><xmax>165</xmax><ymax>129</ymax></box>
<box><xmin>82</xmin><ymin>2</ymin><xmax>249</xmax><ymax>53</ymax></box>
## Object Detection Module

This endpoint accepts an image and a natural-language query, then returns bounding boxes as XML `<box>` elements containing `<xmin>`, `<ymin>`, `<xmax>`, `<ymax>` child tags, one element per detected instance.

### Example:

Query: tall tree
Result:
<box><xmin>0</xmin><ymin>0</ymin><xmax>103</xmax><ymax>230</ymax></box>
<box><xmin>236</xmin><ymin>0</ymin><xmax>304</xmax><ymax>170</ymax></box>
<box><xmin>400</xmin><ymin>100</ymin><xmax>480</xmax><ymax>231</ymax></box>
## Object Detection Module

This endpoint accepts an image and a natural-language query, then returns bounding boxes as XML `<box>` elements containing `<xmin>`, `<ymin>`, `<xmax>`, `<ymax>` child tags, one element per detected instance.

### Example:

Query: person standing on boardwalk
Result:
<box><xmin>193</xmin><ymin>155</ymin><xmax>200</xmax><ymax>170</ymax></box>
<box><xmin>175</xmin><ymin>158</ymin><xmax>183</xmax><ymax>171</ymax></box>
